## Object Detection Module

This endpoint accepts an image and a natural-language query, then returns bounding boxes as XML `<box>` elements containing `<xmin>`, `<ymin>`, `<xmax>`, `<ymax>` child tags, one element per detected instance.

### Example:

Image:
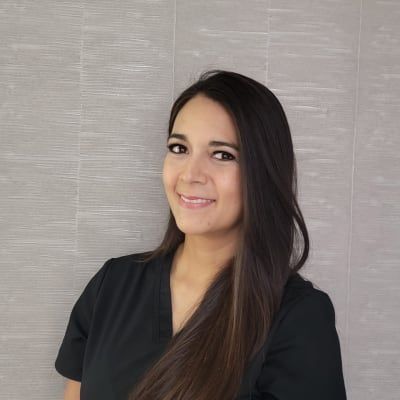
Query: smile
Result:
<box><xmin>178</xmin><ymin>194</ymin><xmax>215</xmax><ymax>209</ymax></box>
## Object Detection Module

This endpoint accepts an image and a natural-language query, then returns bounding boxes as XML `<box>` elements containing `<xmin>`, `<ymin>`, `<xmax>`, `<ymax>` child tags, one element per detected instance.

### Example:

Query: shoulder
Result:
<box><xmin>281</xmin><ymin>272</ymin><xmax>335</xmax><ymax>324</ymax></box>
<box><xmin>283</xmin><ymin>271</ymin><xmax>332</xmax><ymax>302</ymax></box>
<box><xmin>255</xmin><ymin>273</ymin><xmax>347</xmax><ymax>399</ymax></box>
<box><xmin>109</xmin><ymin>249</ymin><xmax>155</xmax><ymax>265</ymax></box>
<box><xmin>266</xmin><ymin>272</ymin><xmax>337</xmax><ymax>352</ymax></box>
<box><xmin>100</xmin><ymin>250</ymin><xmax>161</xmax><ymax>288</ymax></box>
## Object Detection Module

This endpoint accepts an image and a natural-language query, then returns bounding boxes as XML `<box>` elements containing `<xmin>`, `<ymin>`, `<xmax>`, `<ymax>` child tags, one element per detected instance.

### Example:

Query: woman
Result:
<box><xmin>55</xmin><ymin>69</ymin><xmax>347</xmax><ymax>400</ymax></box>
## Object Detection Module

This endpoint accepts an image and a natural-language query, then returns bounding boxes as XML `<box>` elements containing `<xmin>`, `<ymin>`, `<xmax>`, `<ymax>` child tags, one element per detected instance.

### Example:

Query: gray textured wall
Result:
<box><xmin>1</xmin><ymin>1</ymin><xmax>399</xmax><ymax>399</ymax></box>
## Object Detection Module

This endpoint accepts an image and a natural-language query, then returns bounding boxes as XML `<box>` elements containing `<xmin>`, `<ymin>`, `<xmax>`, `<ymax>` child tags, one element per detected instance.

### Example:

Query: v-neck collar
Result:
<box><xmin>154</xmin><ymin>249</ymin><xmax>174</xmax><ymax>343</ymax></box>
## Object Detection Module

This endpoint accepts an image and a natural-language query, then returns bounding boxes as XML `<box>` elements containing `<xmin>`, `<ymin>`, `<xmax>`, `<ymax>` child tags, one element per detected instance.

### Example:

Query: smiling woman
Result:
<box><xmin>54</xmin><ymin>70</ymin><xmax>347</xmax><ymax>400</ymax></box>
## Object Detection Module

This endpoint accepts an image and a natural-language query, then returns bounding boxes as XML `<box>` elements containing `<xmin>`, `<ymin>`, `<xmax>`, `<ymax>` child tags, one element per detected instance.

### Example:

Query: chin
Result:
<box><xmin>175</xmin><ymin>223</ymin><xmax>212</xmax><ymax>235</ymax></box>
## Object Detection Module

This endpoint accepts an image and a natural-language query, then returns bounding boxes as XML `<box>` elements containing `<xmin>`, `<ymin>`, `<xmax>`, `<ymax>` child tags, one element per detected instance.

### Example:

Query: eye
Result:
<box><xmin>167</xmin><ymin>143</ymin><xmax>236</xmax><ymax>161</ymax></box>
<box><xmin>213</xmin><ymin>151</ymin><xmax>235</xmax><ymax>161</ymax></box>
<box><xmin>167</xmin><ymin>143</ymin><xmax>186</xmax><ymax>154</ymax></box>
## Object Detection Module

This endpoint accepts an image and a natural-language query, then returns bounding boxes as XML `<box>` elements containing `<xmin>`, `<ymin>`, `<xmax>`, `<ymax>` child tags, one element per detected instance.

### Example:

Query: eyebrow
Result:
<box><xmin>168</xmin><ymin>132</ymin><xmax>239</xmax><ymax>152</ymax></box>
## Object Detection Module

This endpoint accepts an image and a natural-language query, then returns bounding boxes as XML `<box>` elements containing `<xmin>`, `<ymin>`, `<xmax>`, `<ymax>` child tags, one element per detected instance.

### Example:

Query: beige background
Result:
<box><xmin>0</xmin><ymin>1</ymin><xmax>399</xmax><ymax>399</ymax></box>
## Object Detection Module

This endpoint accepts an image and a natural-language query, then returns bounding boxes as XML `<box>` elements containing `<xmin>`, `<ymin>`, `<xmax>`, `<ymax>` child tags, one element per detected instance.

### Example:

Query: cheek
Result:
<box><xmin>162</xmin><ymin>158</ymin><xmax>171</xmax><ymax>182</ymax></box>
<box><xmin>162</xmin><ymin>161</ymin><xmax>178</xmax><ymax>191</ymax></box>
<box><xmin>219</xmin><ymin>169</ymin><xmax>241</xmax><ymax>199</ymax></box>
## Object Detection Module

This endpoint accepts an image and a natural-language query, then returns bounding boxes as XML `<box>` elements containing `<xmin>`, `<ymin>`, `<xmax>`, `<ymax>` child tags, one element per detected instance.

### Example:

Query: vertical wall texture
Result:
<box><xmin>0</xmin><ymin>1</ymin><xmax>399</xmax><ymax>399</ymax></box>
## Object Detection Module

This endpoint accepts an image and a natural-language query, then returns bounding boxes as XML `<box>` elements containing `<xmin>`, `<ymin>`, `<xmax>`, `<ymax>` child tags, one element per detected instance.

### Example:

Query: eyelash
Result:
<box><xmin>167</xmin><ymin>143</ymin><xmax>236</xmax><ymax>161</ymax></box>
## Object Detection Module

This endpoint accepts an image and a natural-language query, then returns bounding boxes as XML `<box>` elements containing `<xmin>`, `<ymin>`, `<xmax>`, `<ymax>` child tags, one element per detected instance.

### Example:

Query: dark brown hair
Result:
<box><xmin>127</xmin><ymin>69</ymin><xmax>310</xmax><ymax>400</ymax></box>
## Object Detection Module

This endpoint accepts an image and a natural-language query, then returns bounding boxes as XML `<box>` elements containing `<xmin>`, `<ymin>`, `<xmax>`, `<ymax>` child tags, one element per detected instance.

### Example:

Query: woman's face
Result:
<box><xmin>163</xmin><ymin>94</ymin><xmax>242</xmax><ymax>236</ymax></box>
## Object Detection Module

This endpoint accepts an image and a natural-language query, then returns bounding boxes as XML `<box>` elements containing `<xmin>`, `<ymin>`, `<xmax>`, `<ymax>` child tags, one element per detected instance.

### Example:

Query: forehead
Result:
<box><xmin>172</xmin><ymin>95</ymin><xmax>238</xmax><ymax>143</ymax></box>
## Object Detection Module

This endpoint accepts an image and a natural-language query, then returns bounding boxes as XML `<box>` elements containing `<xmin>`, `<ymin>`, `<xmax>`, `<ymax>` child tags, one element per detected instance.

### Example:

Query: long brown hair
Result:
<box><xmin>127</xmin><ymin>69</ymin><xmax>310</xmax><ymax>400</ymax></box>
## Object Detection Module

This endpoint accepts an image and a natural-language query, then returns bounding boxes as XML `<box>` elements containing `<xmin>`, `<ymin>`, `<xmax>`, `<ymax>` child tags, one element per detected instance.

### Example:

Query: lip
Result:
<box><xmin>177</xmin><ymin>193</ymin><xmax>216</xmax><ymax>209</ymax></box>
<box><xmin>177</xmin><ymin>192</ymin><xmax>215</xmax><ymax>201</ymax></box>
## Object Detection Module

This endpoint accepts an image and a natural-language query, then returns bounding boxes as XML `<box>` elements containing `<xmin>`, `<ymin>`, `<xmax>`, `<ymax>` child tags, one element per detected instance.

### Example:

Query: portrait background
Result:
<box><xmin>0</xmin><ymin>1</ymin><xmax>399</xmax><ymax>399</ymax></box>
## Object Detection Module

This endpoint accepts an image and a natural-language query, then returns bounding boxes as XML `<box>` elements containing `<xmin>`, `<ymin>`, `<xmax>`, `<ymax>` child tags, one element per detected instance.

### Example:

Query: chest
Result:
<box><xmin>169</xmin><ymin>278</ymin><xmax>205</xmax><ymax>336</ymax></box>
<box><xmin>80</xmin><ymin>254</ymin><xmax>267</xmax><ymax>400</ymax></box>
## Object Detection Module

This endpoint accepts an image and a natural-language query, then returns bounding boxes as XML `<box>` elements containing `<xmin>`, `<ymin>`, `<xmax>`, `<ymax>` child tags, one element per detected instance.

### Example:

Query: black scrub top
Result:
<box><xmin>54</xmin><ymin>250</ymin><xmax>347</xmax><ymax>400</ymax></box>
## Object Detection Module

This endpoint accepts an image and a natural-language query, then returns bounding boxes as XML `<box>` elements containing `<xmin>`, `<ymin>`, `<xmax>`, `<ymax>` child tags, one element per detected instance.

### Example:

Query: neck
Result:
<box><xmin>171</xmin><ymin>231</ymin><xmax>239</xmax><ymax>289</ymax></box>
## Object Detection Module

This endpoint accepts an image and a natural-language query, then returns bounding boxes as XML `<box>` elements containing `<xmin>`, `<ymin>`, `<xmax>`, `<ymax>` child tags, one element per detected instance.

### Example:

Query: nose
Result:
<box><xmin>179</xmin><ymin>154</ymin><xmax>207</xmax><ymax>184</ymax></box>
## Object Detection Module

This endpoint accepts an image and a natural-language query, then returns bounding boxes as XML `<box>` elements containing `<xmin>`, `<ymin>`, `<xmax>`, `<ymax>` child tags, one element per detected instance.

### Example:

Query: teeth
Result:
<box><xmin>180</xmin><ymin>194</ymin><xmax>214</xmax><ymax>204</ymax></box>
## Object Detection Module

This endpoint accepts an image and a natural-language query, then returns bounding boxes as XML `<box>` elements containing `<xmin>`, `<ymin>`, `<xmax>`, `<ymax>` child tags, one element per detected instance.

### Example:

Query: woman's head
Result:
<box><xmin>163</xmin><ymin>69</ymin><xmax>299</xmax><ymax>259</ymax></box>
<box><xmin>130</xmin><ymin>69</ymin><xmax>309</xmax><ymax>400</ymax></box>
<box><xmin>163</xmin><ymin>93</ymin><xmax>243</xmax><ymax>239</ymax></box>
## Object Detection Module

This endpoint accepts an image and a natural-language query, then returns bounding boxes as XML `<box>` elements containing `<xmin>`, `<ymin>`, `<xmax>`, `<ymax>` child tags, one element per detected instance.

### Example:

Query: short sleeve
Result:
<box><xmin>54</xmin><ymin>257</ymin><xmax>114</xmax><ymax>381</ymax></box>
<box><xmin>255</xmin><ymin>290</ymin><xmax>347</xmax><ymax>399</ymax></box>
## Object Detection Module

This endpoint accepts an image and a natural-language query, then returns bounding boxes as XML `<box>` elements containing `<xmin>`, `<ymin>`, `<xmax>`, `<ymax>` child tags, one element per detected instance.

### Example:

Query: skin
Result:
<box><xmin>63</xmin><ymin>379</ymin><xmax>80</xmax><ymax>400</ymax></box>
<box><xmin>162</xmin><ymin>93</ymin><xmax>243</xmax><ymax>296</ymax></box>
